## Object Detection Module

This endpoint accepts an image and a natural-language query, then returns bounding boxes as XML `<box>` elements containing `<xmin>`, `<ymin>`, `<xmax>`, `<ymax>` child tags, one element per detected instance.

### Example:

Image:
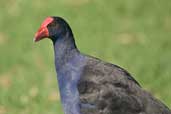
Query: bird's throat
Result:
<box><xmin>53</xmin><ymin>34</ymin><xmax>78</xmax><ymax>71</ymax></box>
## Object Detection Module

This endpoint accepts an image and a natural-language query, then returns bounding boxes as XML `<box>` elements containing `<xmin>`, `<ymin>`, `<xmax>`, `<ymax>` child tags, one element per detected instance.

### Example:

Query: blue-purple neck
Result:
<box><xmin>52</xmin><ymin>33</ymin><xmax>86</xmax><ymax>114</ymax></box>
<box><xmin>52</xmin><ymin>33</ymin><xmax>78</xmax><ymax>71</ymax></box>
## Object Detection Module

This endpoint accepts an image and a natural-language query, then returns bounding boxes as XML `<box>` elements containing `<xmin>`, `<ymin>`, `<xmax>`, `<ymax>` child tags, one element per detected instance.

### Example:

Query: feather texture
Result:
<box><xmin>36</xmin><ymin>17</ymin><xmax>171</xmax><ymax>114</ymax></box>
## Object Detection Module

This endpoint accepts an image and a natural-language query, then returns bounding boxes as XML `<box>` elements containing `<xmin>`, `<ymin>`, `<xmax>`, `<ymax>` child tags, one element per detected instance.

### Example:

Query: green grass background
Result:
<box><xmin>0</xmin><ymin>0</ymin><xmax>171</xmax><ymax>114</ymax></box>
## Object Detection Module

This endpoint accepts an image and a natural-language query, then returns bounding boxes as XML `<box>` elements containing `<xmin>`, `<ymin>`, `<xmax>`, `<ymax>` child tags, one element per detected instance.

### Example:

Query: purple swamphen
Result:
<box><xmin>34</xmin><ymin>16</ymin><xmax>171</xmax><ymax>114</ymax></box>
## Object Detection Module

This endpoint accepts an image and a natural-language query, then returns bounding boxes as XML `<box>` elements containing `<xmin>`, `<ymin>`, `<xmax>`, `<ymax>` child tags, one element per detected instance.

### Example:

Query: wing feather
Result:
<box><xmin>78</xmin><ymin>57</ymin><xmax>171</xmax><ymax>114</ymax></box>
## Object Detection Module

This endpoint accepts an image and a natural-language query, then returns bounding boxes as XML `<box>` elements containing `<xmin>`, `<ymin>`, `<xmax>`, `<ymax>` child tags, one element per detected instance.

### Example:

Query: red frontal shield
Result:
<box><xmin>34</xmin><ymin>17</ymin><xmax>54</xmax><ymax>42</ymax></box>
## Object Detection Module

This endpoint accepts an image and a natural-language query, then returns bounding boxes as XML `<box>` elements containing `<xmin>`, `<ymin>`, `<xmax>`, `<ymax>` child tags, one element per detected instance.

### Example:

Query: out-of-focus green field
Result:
<box><xmin>0</xmin><ymin>0</ymin><xmax>171</xmax><ymax>114</ymax></box>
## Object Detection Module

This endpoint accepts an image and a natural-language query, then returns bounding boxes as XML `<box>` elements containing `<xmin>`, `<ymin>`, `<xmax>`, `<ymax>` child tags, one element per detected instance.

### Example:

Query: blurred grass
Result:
<box><xmin>0</xmin><ymin>0</ymin><xmax>171</xmax><ymax>114</ymax></box>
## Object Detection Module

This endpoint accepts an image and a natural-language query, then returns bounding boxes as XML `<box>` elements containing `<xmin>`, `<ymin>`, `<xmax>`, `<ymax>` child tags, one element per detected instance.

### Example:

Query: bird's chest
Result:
<box><xmin>57</xmin><ymin>65</ymin><xmax>81</xmax><ymax>101</ymax></box>
<box><xmin>57</xmin><ymin>67</ymin><xmax>82</xmax><ymax>114</ymax></box>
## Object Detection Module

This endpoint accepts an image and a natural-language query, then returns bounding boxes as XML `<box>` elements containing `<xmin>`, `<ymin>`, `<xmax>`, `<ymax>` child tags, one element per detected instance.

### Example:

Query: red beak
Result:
<box><xmin>34</xmin><ymin>26</ymin><xmax>49</xmax><ymax>42</ymax></box>
<box><xmin>34</xmin><ymin>17</ymin><xmax>54</xmax><ymax>42</ymax></box>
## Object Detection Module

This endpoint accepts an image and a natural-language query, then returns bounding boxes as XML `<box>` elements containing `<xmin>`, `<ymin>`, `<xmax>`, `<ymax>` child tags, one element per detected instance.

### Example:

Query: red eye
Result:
<box><xmin>50</xmin><ymin>22</ymin><xmax>56</xmax><ymax>26</ymax></box>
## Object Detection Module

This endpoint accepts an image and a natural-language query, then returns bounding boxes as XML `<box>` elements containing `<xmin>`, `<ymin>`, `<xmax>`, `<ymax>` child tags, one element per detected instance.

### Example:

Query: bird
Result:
<box><xmin>34</xmin><ymin>16</ymin><xmax>171</xmax><ymax>114</ymax></box>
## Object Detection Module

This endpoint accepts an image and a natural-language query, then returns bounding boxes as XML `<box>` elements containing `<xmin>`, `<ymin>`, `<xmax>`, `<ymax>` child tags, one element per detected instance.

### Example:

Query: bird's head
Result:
<box><xmin>34</xmin><ymin>16</ymin><xmax>72</xmax><ymax>42</ymax></box>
